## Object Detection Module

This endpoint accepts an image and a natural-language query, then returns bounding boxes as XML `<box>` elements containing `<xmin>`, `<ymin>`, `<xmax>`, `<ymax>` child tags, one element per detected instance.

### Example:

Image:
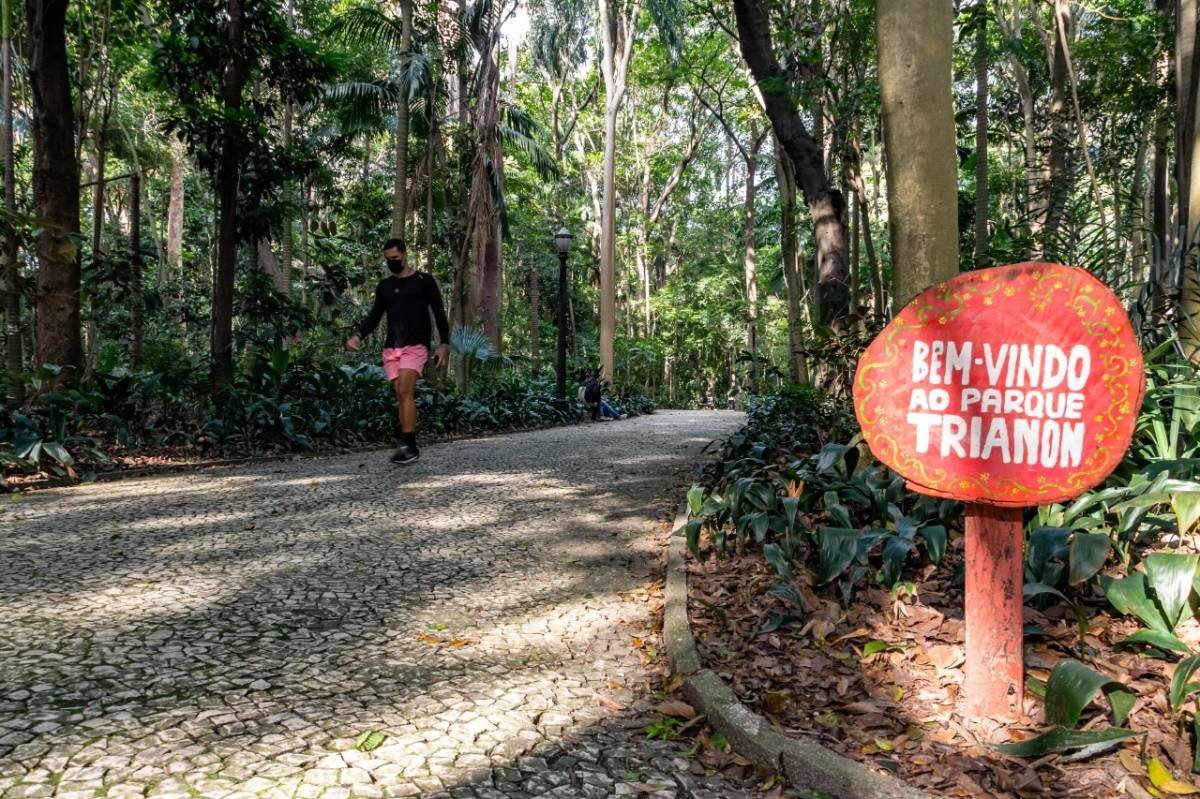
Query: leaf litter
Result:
<box><xmin>686</xmin><ymin>536</ymin><xmax>1200</xmax><ymax>798</ymax></box>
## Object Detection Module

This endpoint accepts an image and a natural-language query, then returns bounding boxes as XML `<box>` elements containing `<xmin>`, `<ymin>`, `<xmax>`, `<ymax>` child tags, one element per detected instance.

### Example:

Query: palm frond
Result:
<box><xmin>320</xmin><ymin>80</ymin><xmax>402</xmax><ymax>133</ymax></box>
<box><xmin>498</xmin><ymin>123</ymin><xmax>559</xmax><ymax>182</ymax></box>
<box><xmin>646</xmin><ymin>0</ymin><xmax>683</xmax><ymax>56</ymax></box>
<box><xmin>327</xmin><ymin>6</ymin><xmax>405</xmax><ymax>54</ymax></box>
<box><xmin>483</xmin><ymin>154</ymin><xmax>510</xmax><ymax>238</ymax></box>
<box><xmin>403</xmin><ymin>51</ymin><xmax>436</xmax><ymax>104</ymax></box>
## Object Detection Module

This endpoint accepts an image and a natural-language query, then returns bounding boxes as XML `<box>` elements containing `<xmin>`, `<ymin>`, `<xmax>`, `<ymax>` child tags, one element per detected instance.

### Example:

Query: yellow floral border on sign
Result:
<box><xmin>853</xmin><ymin>262</ymin><xmax>1145</xmax><ymax>507</ymax></box>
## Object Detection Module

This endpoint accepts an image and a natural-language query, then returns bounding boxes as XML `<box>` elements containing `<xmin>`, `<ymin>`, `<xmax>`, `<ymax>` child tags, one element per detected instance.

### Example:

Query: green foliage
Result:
<box><xmin>688</xmin><ymin>386</ymin><xmax>956</xmax><ymax>606</ymax></box>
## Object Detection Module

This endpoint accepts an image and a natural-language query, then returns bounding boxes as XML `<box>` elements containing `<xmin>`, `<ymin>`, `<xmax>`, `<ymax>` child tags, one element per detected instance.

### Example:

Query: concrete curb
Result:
<box><xmin>665</xmin><ymin>504</ymin><xmax>934</xmax><ymax>799</ymax></box>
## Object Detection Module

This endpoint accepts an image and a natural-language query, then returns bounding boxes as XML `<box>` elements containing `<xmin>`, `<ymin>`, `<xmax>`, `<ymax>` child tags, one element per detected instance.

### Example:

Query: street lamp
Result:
<box><xmin>553</xmin><ymin>227</ymin><xmax>573</xmax><ymax>403</ymax></box>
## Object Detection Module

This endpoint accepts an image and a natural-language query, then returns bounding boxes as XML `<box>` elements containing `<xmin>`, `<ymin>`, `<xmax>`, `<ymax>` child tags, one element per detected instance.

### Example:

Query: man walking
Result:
<box><xmin>346</xmin><ymin>238</ymin><xmax>450</xmax><ymax>464</ymax></box>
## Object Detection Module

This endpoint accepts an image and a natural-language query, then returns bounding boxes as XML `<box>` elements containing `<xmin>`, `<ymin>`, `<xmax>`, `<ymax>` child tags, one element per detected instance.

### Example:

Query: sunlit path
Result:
<box><xmin>0</xmin><ymin>411</ymin><xmax>758</xmax><ymax>799</ymax></box>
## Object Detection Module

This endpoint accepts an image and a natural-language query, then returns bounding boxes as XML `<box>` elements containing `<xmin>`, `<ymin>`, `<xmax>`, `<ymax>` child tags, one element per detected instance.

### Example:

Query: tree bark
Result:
<box><xmin>598</xmin><ymin>0</ymin><xmax>641</xmax><ymax>380</ymax></box>
<box><xmin>1042</xmin><ymin>0</ymin><xmax>1071</xmax><ymax>258</ymax></box>
<box><xmin>279</xmin><ymin>102</ymin><xmax>293</xmax><ymax>296</ymax></box>
<box><xmin>1177</xmin><ymin>0</ymin><xmax>1200</xmax><ymax>359</ymax></box>
<box><xmin>732</xmin><ymin>0</ymin><xmax>849</xmax><ymax>327</ymax></box>
<box><xmin>528</xmin><ymin>263</ymin><xmax>539</xmax><ymax>375</ymax></box>
<box><xmin>775</xmin><ymin>143</ymin><xmax>808</xmax><ymax>384</ymax></box>
<box><xmin>129</xmin><ymin>171</ymin><xmax>143</xmax><ymax>370</ymax></box>
<box><xmin>744</xmin><ymin>127</ymin><xmax>761</xmax><ymax>393</ymax></box>
<box><xmin>27</xmin><ymin>0</ymin><xmax>81</xmax><ymax>381</ymax></box>
<box><xmin>212</xmin><ymin>0</ymin><xmax>244</xmax><ymax>391</ymax></box>
<box><xmin>392</xmin><ymin>0</ymin><xmax>413</xmax><ymax>239</ymax></box>
<box><xmin>974</xmin><ymin>0</ymin><xmax>989</xmax><ymax>264</ymax></box>
<box><xmin>1179</xmin><ymin>0</ymin><xmax>1198</xmax><ymax>250</ymax></box>
<box><xmin>876</xmin><ymin>0</ymin><xmax>959</xmax><ymax>308</ymax></box>
<box><xmin>167</xmin><ymin>138</ymin><xmax>184</xmax><ymax>273</ymax></box>
<box><xmin>2</xmin><ymin>0</ymin><xmax>20</xmax><ymax>404</ymax></box>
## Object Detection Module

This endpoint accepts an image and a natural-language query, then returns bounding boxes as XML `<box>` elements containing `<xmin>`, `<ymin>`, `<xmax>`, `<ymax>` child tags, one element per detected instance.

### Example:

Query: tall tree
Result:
<box><xmin>731</xmin><ymin>0</ymin><xmax>850</xmax><ymax>326</ymax></box>
<box><xmin>27</xmin><ymin>0</ymin><xmax>81</xmax><ymax>379</ymax></box>
<box><xmin>974</xmin><ymin>0</ymin><xmax>990</xmax><ymax>264</ymax></box>
<box><xmin>392</xmin><ymin>0</ymin><xmax>413</xmax><ymax>239</ymax></box>
<box><xmin>2</xmin><ymin>0</ymin><xmax>20</xmax><ymax>404</ymax></box>
<box><xmin>877</xmin><ymin>0</ymin><xmax>958</xmax><ymax>307</ymax></box>
<box><xmin>212</xmin><ymin>0</ymin><xmax>245</xmax><ymax>390</ymax></box>
<box><xmin>598</xmin><ymin>0</ymin><xmax>641</xmax><ymax>379</ymax></box>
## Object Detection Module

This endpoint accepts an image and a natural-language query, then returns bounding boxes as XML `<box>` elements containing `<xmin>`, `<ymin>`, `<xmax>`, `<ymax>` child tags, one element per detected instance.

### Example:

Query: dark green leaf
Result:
<box><xmin>1103</xmin><ymin>573</ymin><xmax>1171</xmax><ymax>632</ymax></box>
<box><xmin>993</xmin><ymin>726</ymin><xmax>1139</xmax><ymax>757</ymax></box>
<box><xmin>1170</xmin><ymin>655</ymin><xmax>1200</xmax><ymax>710</ymax></box>
<box><xmin>1117</xmin><ymin>628</ymin><xmax>1190</xmax><ymax>654</ymax></box>
<box><xmin>1145</xmin><ymin>553</ymin><xmax>1200</xmax><ymax>629</ymax></box>
<box><xmin>817</xmin><ymin>527</ymin><xmax>859</xmax><ymax>585</ymax></box>
<box><xmin>1044</xmin><ymin>659</ymin><xmax>1134</xmax><ymax>728</ymax></box>
<box><xmin>1068</xmin><ymin>532</ymin><xmax>1109</xmax><ymax>585</ymax></box>
<box><xmin>918</xmin><ymin>524</ymin><xmax>947</xmax><ymax>564</ymax></box>
<box><xmin>763</xmin><ymin>543</ymin><xmax>793</xmax><ymax>582</ymax></box>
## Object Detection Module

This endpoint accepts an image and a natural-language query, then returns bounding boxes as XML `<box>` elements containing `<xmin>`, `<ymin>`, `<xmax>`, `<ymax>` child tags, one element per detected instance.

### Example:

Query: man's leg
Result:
<box><xmin>394</xmin><ymin>369</ymin><xmax>419</xmax><ymax>435</ymax></box>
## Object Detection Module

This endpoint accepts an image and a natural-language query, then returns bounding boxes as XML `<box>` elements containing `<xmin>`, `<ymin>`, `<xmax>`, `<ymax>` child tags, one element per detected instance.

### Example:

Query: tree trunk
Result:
<box><xmin>129</xmin><ymin>171</ymin><xmax>143</xmax><ymax>370</ymax></box>
<box><xmin>775</xmin><ymin>145</ymin><xmax>808</xmax><ymax>383</ymax></box>
<box><xmin>1132</xmin><ymin>117</ymin><xmax>1150</xmax><ymax>286</ymax></box>
<box><xmin>877</xmin><ymin>0</ymin><xmax>959</xmax><ymax>308</ymax></box>
<box><xmin>167</xmin><ymin>137</ymin><xmax>184</xmax><ymax>273</ymax></box>
<box><xmin>974</xmin><ymin>0</ymin><xmax>989</xmax><ymax>264</ymax></box>
<box><xmin>1177</xmin><ymin>0</ymin><xmax>1200</xmax><ymax>358</ymax></box>
<box><xmin>597</xmin><ymin>0</ymin><xmax>639</xmax><ymax>381</ymax></box>
<box><xmin>2</xmin><ymin>0</ymin><xmax>20</xmax><ymax>404</ymax></box>
<box><xmin>600</xmin><ymin>97</ymin><xmax>619</xmax><ymax>379</ymax></box>
<box><xmin>28</xmin><ymin>0</ymin><xmax>81</xmax><ymax>381</ymax></box>
<box><xmin>212</xmin><ymin>0</ymin><xmax>244</xmax><ymax>391</ymax></box>
<box><xmin>732</xmin><ymin>0</ymin><xmax>849</xmax><ymax>327</ymax></box>
<box><xmin>391</xmin><ymin>0</ymin><xmax>413</xmax><ymax>239</ymax></box>
<box><xmin>1179</xmin><ymin>0</ymin><xmax>1198</xmax><ymax>250</ymax></box>
<box><xmin>528</xmin><ymin>264</ymin><xmax>539</xmax><ymax>376</ymax></box>
<box><xmin>279</xmin><ymin>102</ymin><xmax>293</xmax><ymax>296</ymax></box>
<box><xmin>1042</xmin><ymin>0</ymin><xmax>1072</xmax><ymax>258</ymax></box>
<box><xmin>744</xmin><ymin>130</ymin><xmax>760</xmax><ymax>393</ymax></box>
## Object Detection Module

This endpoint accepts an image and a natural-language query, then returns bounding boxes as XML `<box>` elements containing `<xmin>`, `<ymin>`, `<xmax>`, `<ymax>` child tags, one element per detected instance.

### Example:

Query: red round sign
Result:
<box><xmin>853</xmin><ymin>262</ymin><xmax>1144</xmax><ymax>507</ymax></box>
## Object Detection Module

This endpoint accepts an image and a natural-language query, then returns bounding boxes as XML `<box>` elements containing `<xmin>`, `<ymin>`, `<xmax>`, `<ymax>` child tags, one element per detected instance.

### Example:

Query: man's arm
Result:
<box><xmin>347</xmin><ymin>283</ymin><xmax>385</xmax><ymax>350</ymax></box>
<box><xmin>425</xmin><ymin>274</ymin><xmax>450</xmax><ymax>344</ymax></box>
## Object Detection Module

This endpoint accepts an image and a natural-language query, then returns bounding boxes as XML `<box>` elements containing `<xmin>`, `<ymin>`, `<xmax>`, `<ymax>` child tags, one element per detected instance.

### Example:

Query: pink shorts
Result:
<box><xmin>382</xmin><ymin>345</ymin><xmax>428</xmax><ymax>381</ymax></box>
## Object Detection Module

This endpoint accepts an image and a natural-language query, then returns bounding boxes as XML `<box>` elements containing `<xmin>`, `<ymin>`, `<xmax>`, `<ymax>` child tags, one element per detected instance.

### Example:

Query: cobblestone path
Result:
<box><xmin>0</xmin><ymin>411</ymin><xmax>752</xmax><ymax>799</ymax></box>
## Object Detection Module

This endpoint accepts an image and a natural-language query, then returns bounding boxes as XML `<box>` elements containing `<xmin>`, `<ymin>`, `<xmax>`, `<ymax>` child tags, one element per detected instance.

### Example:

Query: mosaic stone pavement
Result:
<box><xmin>0</xmin><ymin>411</ymin><xmax>761</xmax><ymax>799</ymax></box>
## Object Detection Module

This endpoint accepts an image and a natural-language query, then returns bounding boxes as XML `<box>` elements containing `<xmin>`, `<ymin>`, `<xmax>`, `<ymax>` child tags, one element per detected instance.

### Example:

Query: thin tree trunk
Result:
<box><xmin>598</xmin><ymin>0</ymin><xmax>640</xmax><ymax>380</ymax></box>
<box><xmin>528</xmin><ymin>264</ymin><xmax>539</xmax><ymax>375</ymax></box>
<box><xmin>2</xmin><ymin>0</ymin><xmax>20</xmax><ymax>404</ymax></box>
<box><xmin>877</xmin><ymin>0</ymin><xmax>959</xmax><ymax>307</ymax></box>
<box><xmin>279</xmin><ymin>102</ymin><xmax>293</xmax><ymax>296</ymax></box>
<box><xmin>974</xmin><ymin>0</ymin><xmax>989</xmax><ymax>264</ymax></box>
<box><xmin>744</xmin><ymin>129</ymin><xmax>760</xmax><ymax>393</ymax></box>
<box><xmin>391</xmin><ymin>0</ymin><xmax>413</xmax><ymax>239</ymax></box>
<box><xmin>212</xmin><ymin>0</ymin><xmax>244</xmax><ymax>391</ymax></box>
<box><xmin>167</xmin><ymin>138</ymin><xmax>184</xmax><ymax>273</ymax></box>
<box><xmin>1132</xmin><ymin>118</ymin><xmax>1150</xmax><ymax>285</ymax></box>
<box><xmin>1179</xmin><ymin>0</ymin><xmax>1198</xmax><ymax>250</ymax></box>
<box><xmin>28</xmin><ymin>0</ymin><xmax>81</xmax><ymax>381</ymax></box>
<box><xmin>1043</xmin><ymin>0</ymin><xmax>1071</xmax><ymax>258</ymax></box>
<box><xmin>776</xmin><ymin>145</ymin><xmax>807</xmax><ymax>383</ymax></box>
<box><xmin>129</xmin><ymin>171</ymin><xmax>143</xmax><ymax>370</ymax></box>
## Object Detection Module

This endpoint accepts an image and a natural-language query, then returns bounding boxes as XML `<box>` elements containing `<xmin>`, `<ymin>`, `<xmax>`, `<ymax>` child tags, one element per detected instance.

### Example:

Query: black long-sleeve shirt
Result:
<box><xmin>354</xmin><ymin>271</ymin><xmax>450</xmax><ymax>349</ymax></box>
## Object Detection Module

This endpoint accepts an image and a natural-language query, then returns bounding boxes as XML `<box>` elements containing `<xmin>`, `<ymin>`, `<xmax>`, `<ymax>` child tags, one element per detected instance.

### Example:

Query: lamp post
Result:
<box><xmin>553</xmin><ymin>227</ymin><xmax>573</xmax><ymax>403</ymax></box>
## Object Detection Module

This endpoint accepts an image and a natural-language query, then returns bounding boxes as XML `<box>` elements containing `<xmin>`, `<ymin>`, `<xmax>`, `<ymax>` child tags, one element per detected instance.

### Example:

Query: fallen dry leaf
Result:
<box><xmin>653</xmin><ymin>700</ymin><xmax>696</xmax><ymax>719</ymax></box>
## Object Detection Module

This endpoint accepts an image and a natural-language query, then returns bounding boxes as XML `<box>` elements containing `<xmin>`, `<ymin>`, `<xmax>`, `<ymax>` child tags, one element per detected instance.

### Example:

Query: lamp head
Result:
<box><xmin>554</xmin><ymin>227</ymin><xmax>573</xmax><ymax>255</ymax></box>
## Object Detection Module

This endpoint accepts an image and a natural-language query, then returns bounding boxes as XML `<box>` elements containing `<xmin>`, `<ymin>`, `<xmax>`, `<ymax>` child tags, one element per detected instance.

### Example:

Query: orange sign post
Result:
<box><xmin>853</xmin><ymin>262</ymin><xmax>1144</xmax><ymax>717</ymax></box>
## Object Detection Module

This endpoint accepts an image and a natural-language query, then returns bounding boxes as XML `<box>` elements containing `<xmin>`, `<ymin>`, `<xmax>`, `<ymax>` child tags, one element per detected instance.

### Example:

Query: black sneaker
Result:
<box><xmin>390</xmin><ymin>443</ymin><xmax>419</xmax><ymax>464</ymax></box>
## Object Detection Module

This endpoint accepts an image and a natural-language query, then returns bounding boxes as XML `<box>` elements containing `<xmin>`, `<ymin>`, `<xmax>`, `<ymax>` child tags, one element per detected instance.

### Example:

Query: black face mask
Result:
<box><xmin>386</xmin><ymin>258</ymin><xmax>406</xmax><ymax>273</ymax></box>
